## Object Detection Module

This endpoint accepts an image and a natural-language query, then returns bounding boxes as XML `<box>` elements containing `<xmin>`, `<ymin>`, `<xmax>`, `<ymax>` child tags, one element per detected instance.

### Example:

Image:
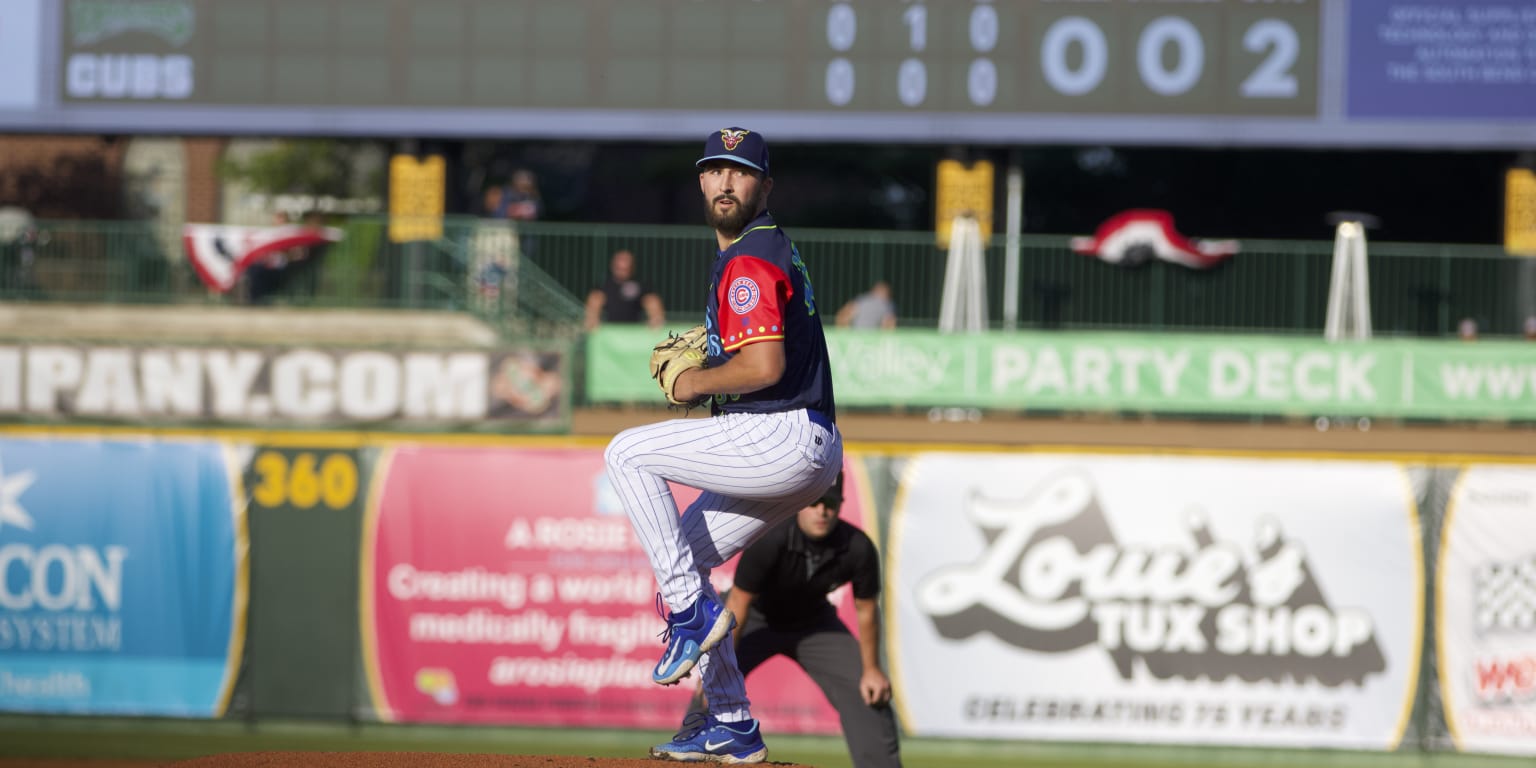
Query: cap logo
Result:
<box><xmin>720</xmin><ymin>129</ymin><xmax>749</xmax><ymax>151</ymax></box>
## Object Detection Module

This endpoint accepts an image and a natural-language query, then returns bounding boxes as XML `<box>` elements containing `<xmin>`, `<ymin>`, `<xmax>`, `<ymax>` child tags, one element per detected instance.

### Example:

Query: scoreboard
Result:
<box><xmin>1</xmin><ymin>0</ymin><xmax>1534</xmax><ymax>147</ymax></box>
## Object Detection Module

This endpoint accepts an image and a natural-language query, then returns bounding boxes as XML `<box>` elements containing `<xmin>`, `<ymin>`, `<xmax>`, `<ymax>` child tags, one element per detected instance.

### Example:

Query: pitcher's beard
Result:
<box><xmin>704</xmin><ymin>193</ymin><xmax>758</xmax><ymax>235</ymax></box>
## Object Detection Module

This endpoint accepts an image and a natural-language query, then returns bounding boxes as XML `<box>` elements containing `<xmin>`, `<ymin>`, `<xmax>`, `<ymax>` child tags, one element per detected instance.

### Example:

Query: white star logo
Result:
<box><xmin>0</xmin><ymin>458</ymin><xmax>37</xmax><ymax>534</ymax></box>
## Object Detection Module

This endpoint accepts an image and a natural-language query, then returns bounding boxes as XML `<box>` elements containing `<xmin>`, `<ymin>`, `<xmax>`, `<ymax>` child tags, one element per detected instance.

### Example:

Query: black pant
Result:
<box><xmin>697</xmin><ymin>607</ymin><xmax>902</xmax><ymax>768</ymax></box>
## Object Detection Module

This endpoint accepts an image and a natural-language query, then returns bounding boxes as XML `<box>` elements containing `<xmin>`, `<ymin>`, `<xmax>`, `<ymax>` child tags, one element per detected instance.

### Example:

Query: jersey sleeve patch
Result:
<box><xmin>718</xmin><ymin>255</ymin><xmax>791</xmax><ymax>352</ymax></box>
<box><xmin>728</xmin><ymin>276</ymin><xmax>760</xmax><ymax>315</ymax></box>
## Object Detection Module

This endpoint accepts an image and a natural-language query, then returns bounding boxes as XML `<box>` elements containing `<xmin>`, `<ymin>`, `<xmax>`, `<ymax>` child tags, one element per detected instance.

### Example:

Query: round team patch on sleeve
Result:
<box><xmin>728</xmin><ymin>276</ymin><xmax>761</xmax><ymax>315</ymax></box>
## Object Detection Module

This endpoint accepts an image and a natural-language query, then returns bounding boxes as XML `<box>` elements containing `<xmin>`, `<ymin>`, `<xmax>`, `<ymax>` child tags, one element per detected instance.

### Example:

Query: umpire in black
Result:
<box><xmin>679</xmin><ymin>471</ymin><xmax>902</xmax><ymax>767</ymax></box>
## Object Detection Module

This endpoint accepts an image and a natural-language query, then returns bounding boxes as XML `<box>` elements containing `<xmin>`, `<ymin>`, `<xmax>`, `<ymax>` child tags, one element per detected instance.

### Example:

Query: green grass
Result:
<box><xmin>0</xmin><ymin>716</ymin><xmax>1531</xmax><ymax>768</ymax></box>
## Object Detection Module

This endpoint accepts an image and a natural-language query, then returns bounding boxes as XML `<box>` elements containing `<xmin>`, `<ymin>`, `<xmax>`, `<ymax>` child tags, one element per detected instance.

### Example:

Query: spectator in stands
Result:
<box><xmin>0</xmin><ymin>207</ymin><xmax>44</xmax><ymax>298</ymax></box>
<box><xmin>482</xmin><ymin>168</ymin><xmax>544</xmax><ymax>257</ymax></box>
<box><xmin>243</xmin><ymin>211</ymin><xmax>299</xmax><ymax>305</ymax></box>
<box><xmin>585</xmin><ymin>248</ymin><xmax>665</xmax><ymax>331</ymax></box>
<box><xmin>836</xmin><ymin>280</ymin><xmax>897</xmax><ymax>330</ymax></box>
<box><xmin>481</xmin><ymin>185</ymin><xmax>506</xmax><ymax>218</ymax></box>
<box><xmin>1458</xmin><ymin>317</ymin><xmax>1479</xmax><ymax>341</ymax></box>
<box><xmin>481</xmin><ymin>170</ymin><xmax>541</xmax><ymax>222</ymax></box>
<box><xmin>1525</xmin><ymin>315</ymin><xmax>1536</xmax><ymax>341</ymax></box>
<box><xmin>503</xmin><ymin>169</ymin><xmax>542</xmax><ymax>223</ymax></box>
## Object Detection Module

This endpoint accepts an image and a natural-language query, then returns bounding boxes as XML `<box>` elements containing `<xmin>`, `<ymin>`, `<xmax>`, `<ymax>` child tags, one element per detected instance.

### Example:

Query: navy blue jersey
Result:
<box><xmin>704</xmin><ymin>212</ymin><xmax>836</xmax><ymax>419</ymax></box>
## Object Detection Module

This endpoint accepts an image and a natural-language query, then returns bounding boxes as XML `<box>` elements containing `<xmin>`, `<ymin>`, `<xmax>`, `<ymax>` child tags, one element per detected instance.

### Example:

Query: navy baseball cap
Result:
<box><xmin>696</xmin><ymin>127</ymin><xmax>769</xmax><ymax>175</ymax></box>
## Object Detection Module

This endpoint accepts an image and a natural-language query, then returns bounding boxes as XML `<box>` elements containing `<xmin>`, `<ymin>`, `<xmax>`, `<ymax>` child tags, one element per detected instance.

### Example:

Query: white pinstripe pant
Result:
<box><xmin>604</xmin><ymin>409</ymin><xmax>842</xmax><ymax>721</ymax></box>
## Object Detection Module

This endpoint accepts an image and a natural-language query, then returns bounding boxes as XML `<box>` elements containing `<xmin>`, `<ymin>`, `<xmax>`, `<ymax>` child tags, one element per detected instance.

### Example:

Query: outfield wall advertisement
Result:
<box><xmin>887</xmin><ymin>453</ymin><xmax>1423</xmax><ymax>748</ymax></box>
<box><xmin>587</xmin><ymin>328</ymin><xmax>1536</xmax><ymax>422</ymax></box>
<box><xmin>360</xmin><ymin>444</ymin><xmax>869</xmax><ymax>734</ymax></box>
<box><xmin>0</xmin><ymin>436</ymin><xmax>246</xmax><ymax>716</ymax></box>
<box><xmin>10</xmin><ymin>423</ymin><xmax>1536</xmax><ymax>757</ymax></box>
<box><xmin>1438</xmin><ymin>465</ymin><xmax>1536</xmax><ymax>755</ymax></box>
<box><xmin>0</xmin><ymin>342</ymin><xmax>569</xmax><ymax>432</ymax></box>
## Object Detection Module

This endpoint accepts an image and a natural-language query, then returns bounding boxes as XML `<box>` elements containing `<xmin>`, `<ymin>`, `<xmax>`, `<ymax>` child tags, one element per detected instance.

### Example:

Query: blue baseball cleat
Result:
<box><xmin>652</xmin><ymin>593</ymin><xmax>734</xmax><ymax>685</ymax></box>
<box><xmin>649</xmin><ymin>714</ymin><xmax>767</xmax><ymax>764</ymax></box>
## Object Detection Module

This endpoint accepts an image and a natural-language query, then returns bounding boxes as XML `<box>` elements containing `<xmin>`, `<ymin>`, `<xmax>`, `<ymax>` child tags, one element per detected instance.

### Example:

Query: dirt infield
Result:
<box><xmin>2</xmin><ymin>756</ymin><xmax>813</xmax><ymax>768</ymax></box>
<box><xmin>0</xmin><ymin>762</ymin><xmax>164</xmax><ymax>768</ymax></box>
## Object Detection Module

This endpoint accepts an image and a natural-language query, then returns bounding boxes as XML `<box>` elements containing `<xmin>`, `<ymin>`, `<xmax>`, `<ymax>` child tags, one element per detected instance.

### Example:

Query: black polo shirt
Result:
<box><xmin>733</xmin><ymin>518</ymin><xmax>880</xmax><ymax>630</ymax></box>
<box><xmin>599</xmin><ymin>276</ymin><xmax>650</xmax><ymax>323</ymax></box>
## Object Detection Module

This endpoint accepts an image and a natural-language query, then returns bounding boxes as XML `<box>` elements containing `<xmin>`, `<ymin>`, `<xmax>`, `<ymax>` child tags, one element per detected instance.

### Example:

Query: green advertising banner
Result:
<box><xmin>587</xmin><ymin>327</ymin><xmax>1536</xmax><ymax>421</ymax></box>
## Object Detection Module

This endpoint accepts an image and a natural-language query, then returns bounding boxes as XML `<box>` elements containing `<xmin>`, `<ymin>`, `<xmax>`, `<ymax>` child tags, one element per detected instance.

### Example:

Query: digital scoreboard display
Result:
<box><xmin>58</xmin><ymin>0</ymin><xmax>1318</xmax><ymax>115</ymax></box>
<box><xmin>1</xmin><ymin>0</ymin><xmax>1532</xmax><ymax>147</ymax></box>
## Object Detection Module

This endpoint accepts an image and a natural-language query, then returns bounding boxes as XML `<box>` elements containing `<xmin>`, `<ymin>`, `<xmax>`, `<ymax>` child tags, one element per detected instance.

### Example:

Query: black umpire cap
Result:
<box><xmin>815</xmin><ymin>471</ymin><xmax>844</xmax><ymax>509</ymax></box>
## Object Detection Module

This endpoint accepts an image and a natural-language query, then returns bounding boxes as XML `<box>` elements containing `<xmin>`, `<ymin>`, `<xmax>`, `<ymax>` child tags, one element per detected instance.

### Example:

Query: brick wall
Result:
<box><xmin>0</xmin><ymin>135</ymin><xmax>129</xmax><ymax>218</ymax></box>
<box><xmin>183</xmin><ymin>137</ymin><xmax>226</xmax><ymax>223</ymax></box>
<box><xmin>0</xmin><ymin>135</ymin><xmax>226</xmax><ymax>223</ymax></box>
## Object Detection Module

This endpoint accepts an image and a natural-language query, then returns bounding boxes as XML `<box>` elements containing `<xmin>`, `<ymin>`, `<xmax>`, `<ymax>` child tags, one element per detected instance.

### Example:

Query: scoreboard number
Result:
<box><xmin>820</xmin><ymin>1</ymin><xmax>1313</xmax><ymax>114</ymax></box>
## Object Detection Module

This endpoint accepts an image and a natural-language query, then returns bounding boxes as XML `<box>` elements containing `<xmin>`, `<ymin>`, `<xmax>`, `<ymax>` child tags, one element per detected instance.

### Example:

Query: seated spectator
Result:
<box><xmin>585</xmin><ymin>248</ymin><xmax>665</xmax><ymax>330</ymax></box>
<box><xmin>837</xmin><ymin>280</ymin><xmax>897</xmax><ymax>330</ymax></box>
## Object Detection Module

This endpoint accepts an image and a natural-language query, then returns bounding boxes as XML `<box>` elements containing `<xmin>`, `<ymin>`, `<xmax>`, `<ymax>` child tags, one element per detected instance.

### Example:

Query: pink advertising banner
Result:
<box><xmin>360</xmin><ymin>444</ymin><xmax>867</xmax><ymax>733</ymax></box>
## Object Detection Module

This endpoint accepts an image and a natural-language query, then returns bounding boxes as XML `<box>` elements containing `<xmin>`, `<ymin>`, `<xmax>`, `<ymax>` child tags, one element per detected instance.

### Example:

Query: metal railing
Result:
<box><xmin>3</xmin><ymin>216</ymin><xmax>1529</xmax><ymax>339</ymax></box>
<box><xmin>517</xmin><ymin>222</ymin><xmax>1529</xmax><ymax>338</ymax></box>
<box><xmin>0</xmin><ymin>216</ymin><xmax>585</xmax><ymax>339</ymax></box>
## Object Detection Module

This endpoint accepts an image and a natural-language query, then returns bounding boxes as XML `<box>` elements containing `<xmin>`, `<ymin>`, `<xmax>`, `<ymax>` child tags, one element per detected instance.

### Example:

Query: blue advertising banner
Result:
<box><xmin>1347</xmin><ymin>0</ymin><xmax>1536</xmax><ymax>118</ymax></box>
<box><xmin>0</xmin><ymin>437</ymin><xmax>246</xmax><ymax>716</ymax></box>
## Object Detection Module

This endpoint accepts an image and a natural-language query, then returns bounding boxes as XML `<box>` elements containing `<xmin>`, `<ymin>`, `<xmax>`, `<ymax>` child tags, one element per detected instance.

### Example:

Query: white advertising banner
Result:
<box><xmin>888</xmin><ymin>453</ymin><xmax>1422</xmax><ymax>749</ymax></box>
<box><xmin>1439</xmin><ymin>465</ymin><xmax>1536</xmax><ymax>756</ymax></box>
<box><xmin>0</xmin><ymin>342</ymin><xmax>568</xmax><ymax>430</ymax></box>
